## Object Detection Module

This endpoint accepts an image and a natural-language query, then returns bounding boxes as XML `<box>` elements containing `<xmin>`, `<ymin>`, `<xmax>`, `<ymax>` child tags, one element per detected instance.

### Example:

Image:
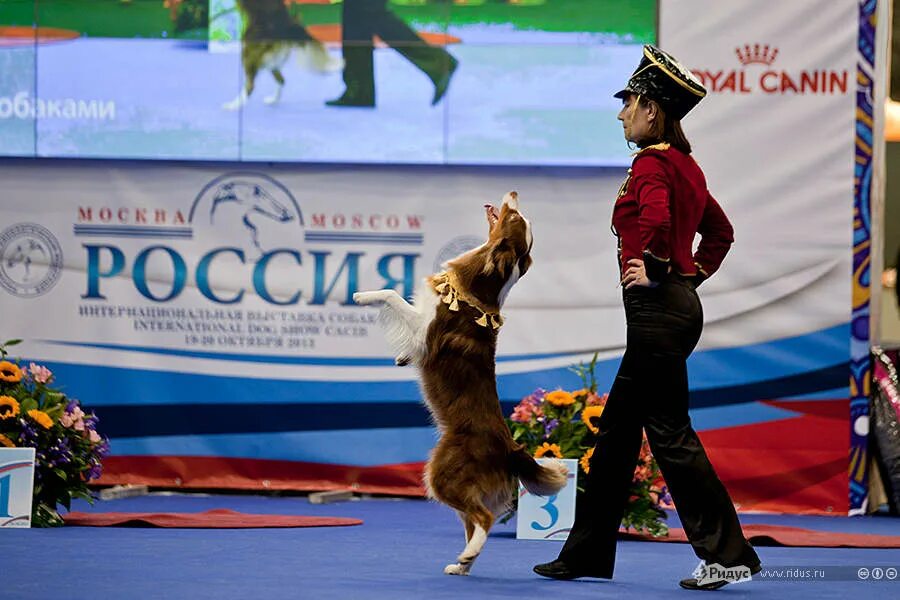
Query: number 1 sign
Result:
<box><xmin>0</xmin><ymin>448</ymin><xmax>36</xmax><ymax>528</ymax></box>
<box><xmin>516</xmin><ymin>458</ymin><xmax>577</xmax><ymax>541</ymax></box>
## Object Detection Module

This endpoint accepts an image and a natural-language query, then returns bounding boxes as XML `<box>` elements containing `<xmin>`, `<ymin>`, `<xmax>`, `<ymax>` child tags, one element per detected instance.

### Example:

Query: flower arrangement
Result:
<box><xmin>506</xmin><ymin>354</ymin><xmax>672</xmax><ymax>537</ymax></box>
<box><xmin>0</xmin><ymin>340</ymin><xmax>109</xmax><ymax>527</ymax></box>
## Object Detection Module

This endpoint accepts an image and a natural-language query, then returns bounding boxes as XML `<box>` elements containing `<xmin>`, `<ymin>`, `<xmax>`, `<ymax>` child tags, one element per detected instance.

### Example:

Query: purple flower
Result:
<box><xmin>522</xmin><ymin>388</ymin><xmax>546</xmax><ymax>406</ymax></box>
<box><xmin>45</xmin><ymin>436</ymin><xmax>73</xmax><ymax>468</ymax></box>
<box><xmin>18</xmin><ymin>418</ymin><xmax>38</xmax><ymax>446</ymax></box>
<box><xmin>84</xmin><ymin>412</ymin><xmax>99</xmax><ymax>429</ymax></box>
<box><xmin>543</xmin><ymin>418</ymin><xmax>559</xmax><ymax>439</ymax></box>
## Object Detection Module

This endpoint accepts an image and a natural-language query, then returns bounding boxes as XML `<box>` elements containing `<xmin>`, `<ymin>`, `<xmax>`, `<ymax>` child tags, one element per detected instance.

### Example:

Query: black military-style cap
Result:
<box><xmin>614</xmin><ymin>45</ymin><xmax>707</xmax><ymax>120</ymax></box>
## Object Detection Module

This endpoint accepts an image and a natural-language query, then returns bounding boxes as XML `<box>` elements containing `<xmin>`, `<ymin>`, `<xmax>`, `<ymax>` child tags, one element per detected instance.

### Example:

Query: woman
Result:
<box><xmin>533</xmin><ymin>45</ymin><xmax>761</xmax><ymax>591</ymax></box>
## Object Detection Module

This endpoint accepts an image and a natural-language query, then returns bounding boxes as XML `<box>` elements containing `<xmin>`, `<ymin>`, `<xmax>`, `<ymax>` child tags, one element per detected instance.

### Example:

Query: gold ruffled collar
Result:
<box><xmin>429</xmin><ymin>271</ymin><xmax>504</xmax><ymax>330</ymax></box>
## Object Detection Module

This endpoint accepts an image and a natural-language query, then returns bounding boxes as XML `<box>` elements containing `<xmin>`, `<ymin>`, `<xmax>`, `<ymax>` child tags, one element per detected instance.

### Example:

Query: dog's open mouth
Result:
<box><xmin>485</xmin><ymin>204</ymin><xmax>500</xmax><ymax>227</ymax></box>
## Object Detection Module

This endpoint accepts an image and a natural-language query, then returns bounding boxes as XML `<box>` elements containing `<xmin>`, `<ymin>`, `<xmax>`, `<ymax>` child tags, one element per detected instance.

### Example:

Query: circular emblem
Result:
<box><xmin>433</xmin><ymin>235</ymin><xmax>483</xmax><ymax>272</ymax></box>
<box><xmin>0</xmin><ymin>223</ymin><xmax>64</xmax><ymax>298</ymax></box>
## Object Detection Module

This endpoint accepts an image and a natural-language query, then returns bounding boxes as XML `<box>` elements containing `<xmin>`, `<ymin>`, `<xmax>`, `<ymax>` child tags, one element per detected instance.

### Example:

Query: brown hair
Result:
<box><xmin>639</xmin><ymin>96</ymin><xmax>692</xmax><ymax>154</ymax></box>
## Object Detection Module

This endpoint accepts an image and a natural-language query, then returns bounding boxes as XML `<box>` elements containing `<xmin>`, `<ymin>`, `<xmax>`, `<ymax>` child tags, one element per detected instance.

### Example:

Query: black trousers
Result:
<box><xmin>339</xmin><ymin>0</ymin><xmax>452</xmax><ymax>99</ymax></box>
<box><xmin>557</xmin><ymin>276</ymin><xmax>760</xmax><ymax>578</ymax></box>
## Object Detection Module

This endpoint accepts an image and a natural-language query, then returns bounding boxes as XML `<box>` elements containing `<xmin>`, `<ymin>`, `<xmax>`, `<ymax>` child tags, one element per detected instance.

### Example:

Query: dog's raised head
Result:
<box><xmin>446</xmin><ymin>191</ymin><xmax>533</xmax><ymax>310</ymax></box>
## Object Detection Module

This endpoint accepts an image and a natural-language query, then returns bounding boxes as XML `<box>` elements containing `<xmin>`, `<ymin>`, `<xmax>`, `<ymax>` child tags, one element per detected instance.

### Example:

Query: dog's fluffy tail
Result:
<box><xmin>296</xmin><ymin>40</ymin><xmax>344</xmax><ymax>73</ymax></box>
<box><xmin>508</xmin><ymin>447</ymin><xmax>568</xmax><ymax>496</ymax></box>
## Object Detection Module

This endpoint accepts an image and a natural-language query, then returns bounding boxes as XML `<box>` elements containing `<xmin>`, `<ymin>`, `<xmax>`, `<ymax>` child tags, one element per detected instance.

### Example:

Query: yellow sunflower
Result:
<box><xmin>0</xmin><ymin>361</ymin><xmax>22</xmax><ymax>383</ymax></box>
<box><xmin>571</xmin><ymin>388</ymin><xmax>591</xmax><ymax>399</ymax></box>
<box><xmin>0</xmin><ymin>433</ymin><xmax>14</xmax><ymax>448</ymax></box>
<box><xmin>545</xmin><ymin>390</ymin><xmax>575</xmax><ymax>406</ymax></box>
<box><xmin>581</xmin><ymin>405</ymin><xmax>605</xmax><ymax>434</ymax></box>
<box><xmin>580</xmin><ymin>447</ymin><xmax>595</xmax><ymax>474</ymax></box>
<box><xmin>0</xmin><ymin>395</ymin><xmax>20</xmax><ymax>420</ymax></box>
<box><xmin>534</xmin><ymin>442</ymin><xmax>563</xmax><ymax>459</ymax></box>
<box><xmin>27</xmin><ymin>409</ymin><xmax>53</xmax><ymax>429</ymax></box>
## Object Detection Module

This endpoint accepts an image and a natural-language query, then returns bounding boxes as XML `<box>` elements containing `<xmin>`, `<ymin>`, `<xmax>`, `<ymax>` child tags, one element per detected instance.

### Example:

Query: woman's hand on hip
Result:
<box><xmin>622</xmin><ymin>259</ymin><xmax>659</xmax><ymax>289</ymax></box>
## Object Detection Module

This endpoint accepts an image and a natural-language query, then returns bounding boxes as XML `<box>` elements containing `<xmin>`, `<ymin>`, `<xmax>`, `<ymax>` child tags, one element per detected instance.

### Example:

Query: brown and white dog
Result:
<box><xmin>353</xmin><ymin>192</ymin><xmax>568</xmax><ymax>576</ymax></box>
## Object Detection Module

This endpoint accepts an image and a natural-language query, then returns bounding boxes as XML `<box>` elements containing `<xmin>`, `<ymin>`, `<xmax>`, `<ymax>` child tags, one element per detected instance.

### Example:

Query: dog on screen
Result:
<box><xmin>353</xmin><ymin>192</ymin><xmax>567</xmax><ymax>575</ymax></box>
<box><xmin>224</xmin><ymin>0</ymin><xmax>342</xmax><ymax>110</ymax></box>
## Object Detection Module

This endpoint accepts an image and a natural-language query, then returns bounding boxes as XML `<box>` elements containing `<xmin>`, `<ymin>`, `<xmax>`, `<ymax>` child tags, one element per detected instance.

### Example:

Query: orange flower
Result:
<box><xmin>581</xmin><ymin>405</ymin><xmax>604</xmax><ymax>434</ymax></box>
<box><xmin>0</xmin><ymin>361</ymin><xmax>22</xmax><ymax>383</ymax></box>
<box><xmin>534</xmin><ymin>442</ymin><xmax>563</xmax><ymax>459</ymax></box>
<box><xmin>0</xmin><ymin>395</ymin><xmax>19</xmax><ymax>420</ymax></box>
<box><xmin>0</xmin><ymin>433</ymin><xmax>14</xmax><ymax>447</ymax></box>
<box><xmin>580</xmin><ymin>447</ymin><xmax>595</xmax><ymax>474</ymax></box>
<box><xmin>571</xmin><ymin>388</ymin><xmax>591</xmax><ymax>399</ymax></box>
<box><xmin>545</xmin><ymin>390</ymin><xmax>575</xmax><ymax>406</ymax></box>
<box><xmin>27</xmin><ymin>409</ymin><xmax>53</xmax><ymax>429</ymax></box>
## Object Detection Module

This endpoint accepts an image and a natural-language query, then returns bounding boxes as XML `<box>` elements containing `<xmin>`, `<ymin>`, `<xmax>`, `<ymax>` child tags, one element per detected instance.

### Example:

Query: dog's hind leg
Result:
<box><xmin>457</xmin><ymin>510</ymin><xmax>475</xmax><ymax>543</ymax></box>
<box><xmin>444</xmin><ymin>504</ymin><xmax>493</xmax><ymax>576</ymax></box>
<box><xmin>264</xmin><ymin>68</ymin><xmax>285</xmax><ymax>105</ymax></box>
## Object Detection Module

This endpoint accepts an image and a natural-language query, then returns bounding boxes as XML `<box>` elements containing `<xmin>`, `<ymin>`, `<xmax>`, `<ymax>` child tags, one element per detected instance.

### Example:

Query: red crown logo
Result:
<box><xmin>735</xmin><ymin>44</ymin><xmax>778</xmax><ymax>66</ymax></box>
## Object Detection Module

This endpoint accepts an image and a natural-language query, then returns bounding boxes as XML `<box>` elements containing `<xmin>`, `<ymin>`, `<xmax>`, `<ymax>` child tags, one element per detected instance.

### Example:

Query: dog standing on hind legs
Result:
<box><xmin>224</xmin><ymin>0</ymin><xmax>343</xmax><ymax>110</ymax></box>
<box><xmin>353</xmin><ymin>192</ymin><xmax>568</xmax><ymax>575</ymax></box>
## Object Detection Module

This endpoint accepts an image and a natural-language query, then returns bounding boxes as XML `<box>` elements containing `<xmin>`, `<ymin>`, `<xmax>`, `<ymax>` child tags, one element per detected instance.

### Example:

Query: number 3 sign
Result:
<box><xmin>516</xmin><ymin>458</ymin><xmax>577</xmax><ymax>541</ymax></box>
<box><xmin>0</xmin><ymin>448</ymin><xmax>36</xmax><ymax>528</ymax></box>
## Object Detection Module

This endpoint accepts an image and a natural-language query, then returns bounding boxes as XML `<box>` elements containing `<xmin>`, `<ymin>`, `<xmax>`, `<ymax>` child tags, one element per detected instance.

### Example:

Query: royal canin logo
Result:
<box><xmin>691</xmin><ymin>43</ymin><xmax>849</xmax><ymax>95</ymax></box>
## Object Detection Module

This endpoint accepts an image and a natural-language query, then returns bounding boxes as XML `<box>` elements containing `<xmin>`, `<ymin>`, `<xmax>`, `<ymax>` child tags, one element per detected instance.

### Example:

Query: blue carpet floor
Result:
<box><xmin>2</xmin><ymin>494</ymin><xmax>899</xmax><ymax>599</ymax></box>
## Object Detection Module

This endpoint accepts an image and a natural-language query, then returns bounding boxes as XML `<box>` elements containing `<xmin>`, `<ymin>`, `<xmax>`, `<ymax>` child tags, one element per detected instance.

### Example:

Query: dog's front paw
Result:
<box><xmin>352</xmin><ymin>292</ymin><xmax>370</xmax><ymax>305</ymax></box>
<box><xmin>443</xmin><ymin>563</ymin><xmax>469</xmax><ymax>576</ymax></box>
<box><xmin>222</xmin><ymin>98</ymin><xmax>243</xmax><ymax>111</ymax></box>
<box><xmin>353</xmin><ymin>291</ymin><xmax>382</xmax><ymax>306</ymax></box>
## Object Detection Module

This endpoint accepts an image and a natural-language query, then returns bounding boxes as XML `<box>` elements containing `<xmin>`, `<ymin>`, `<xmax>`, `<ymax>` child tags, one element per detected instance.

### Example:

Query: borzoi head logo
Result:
<box><xmin>0</xmin><ymin>223</ymin><xmax>64</xmax><ymax>298</ymax></box>
<box><xmin>190</xmin><ymin>173</ymin><xmax>303</xmax><ymax>257</ymax></box>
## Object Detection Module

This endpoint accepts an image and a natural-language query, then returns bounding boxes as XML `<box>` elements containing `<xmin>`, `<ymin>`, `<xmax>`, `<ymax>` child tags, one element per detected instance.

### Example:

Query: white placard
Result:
<box><xmin>516</xmin><ymin>458</ymin><xmax>577</xmax><ymax>541</ymax></box>
<box><xmin>0</xmin><ymin>448</ymin><xmax>36</xmax><ymax>529</ymax></box>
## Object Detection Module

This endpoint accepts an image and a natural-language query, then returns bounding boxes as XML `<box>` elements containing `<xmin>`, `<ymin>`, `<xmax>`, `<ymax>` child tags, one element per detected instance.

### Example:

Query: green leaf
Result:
<box><xmin>20</xmin><ymin>397</ymin><xmax>38</xmax><ymax>413</ymax></box>
<box><xmin>53</xmin><ymin>468</ymin><xmax>68</xmax><ymax>482</ymax></box>
<box><xmin>71</xmin><ymin>490</ymin><xmax>94</xmax><ymax>502</ymax></box>
<box><xmin>2</xmin><ymin>339</ymin><xmax>22</xmax><ymax>347</ymax></box>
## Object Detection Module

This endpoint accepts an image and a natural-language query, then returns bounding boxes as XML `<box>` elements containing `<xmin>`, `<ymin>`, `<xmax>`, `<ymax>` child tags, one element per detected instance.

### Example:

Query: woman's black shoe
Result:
<box><xmin>533</xmin><ymin>560</ymin><xmax>581</xmax><ymax>580</ymax></box>
<box><xmin>678</xmin><ymin>577</ymin><xmax>729</xmax><ymax>591</ymax></box>
<box><xmin>679</xmin><ymin>562</ymin><xmax>761</xmax><ymax>590</ymax></box>
<box><xmin>325</xmin><ymin>89</ymin><xmax>375</xmax><ymax>108</ymax></box>
<box><xmin>533</xmin><ymin>560</ymin><xmax>604</xmax><ymax>580</ymax></box>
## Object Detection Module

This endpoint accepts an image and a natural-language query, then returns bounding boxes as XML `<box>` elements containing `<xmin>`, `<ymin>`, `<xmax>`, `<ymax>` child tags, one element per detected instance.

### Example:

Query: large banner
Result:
<box><xmin>0</xmin><ymin>0</ymin><xmax>860</xmax><ymax>513</ymax></box>
<box><xmin>660</xmin><ymin>0</ymin><xmax>858</xmax><ymax>514</ymax></box>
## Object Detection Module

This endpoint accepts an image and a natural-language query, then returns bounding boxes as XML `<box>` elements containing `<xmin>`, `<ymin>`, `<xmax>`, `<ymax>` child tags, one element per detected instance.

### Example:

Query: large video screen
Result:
<box><xmin>0</xmin><ymin>0</ymin><xmax>655</xmax><ymax>165</ymax></box>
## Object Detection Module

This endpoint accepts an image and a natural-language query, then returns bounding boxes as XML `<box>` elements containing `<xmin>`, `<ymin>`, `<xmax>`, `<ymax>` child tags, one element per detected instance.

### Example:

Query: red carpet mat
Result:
<box><xmin>63</xmin><ymin>509</ymin><xmax>363</xmax><ymax>529</ymax></box>
<box><xmin>620</xmin><ymin>524</ymin><xmax>900</xmax><ymax>548</ymax></box>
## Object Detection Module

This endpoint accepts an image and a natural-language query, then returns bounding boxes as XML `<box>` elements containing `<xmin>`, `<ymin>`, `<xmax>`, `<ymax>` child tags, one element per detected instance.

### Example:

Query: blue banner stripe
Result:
<box><xmin>109</xmin><ymin>428</ymin><xmax>438</xmax><ymax>466</ymax></box>
<box><xmin>83</xmin><ymin>364</ymin><xmax>847</xmax><ymax>438</ymax></box>
<box><xmin>303</xmin><ymin>237</ymin><xmax>424</xmax><ymax>242</ymax></box>
<box><xmin>73</xmin><ymin>226</ymin><xmax>193</xmax><ymax>234</ymax></box>
<box><xmin>73</xmin><ymin>232</ymin><xmax>194</xmax><ymax>239</ymax></box>
<box><xmin>304</xmin><ymin>233</ymin><xmax>423</xmax><ymax>240</ymax></box>
<box><xmin>34</xmin><ymin>324</ymin><xmax>851</xmax><ymax>413</ymax></box>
